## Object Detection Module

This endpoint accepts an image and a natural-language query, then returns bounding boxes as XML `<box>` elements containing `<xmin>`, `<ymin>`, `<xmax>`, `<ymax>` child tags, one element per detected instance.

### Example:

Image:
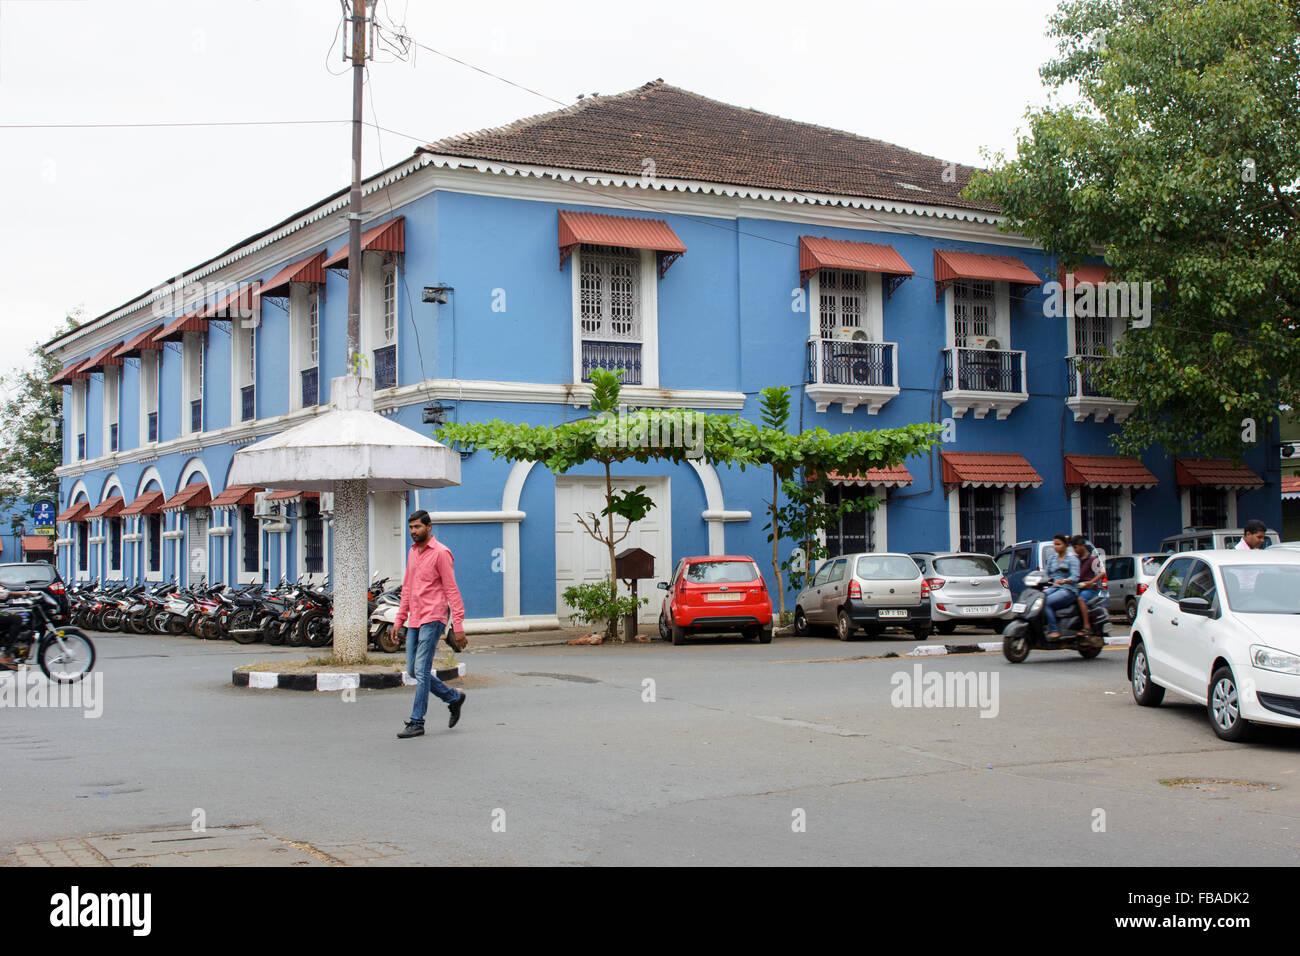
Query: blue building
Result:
<box><xmin>45</xmin><ymin>81</ymin><xmax>1281</xmax><ymax>626</ymax></box>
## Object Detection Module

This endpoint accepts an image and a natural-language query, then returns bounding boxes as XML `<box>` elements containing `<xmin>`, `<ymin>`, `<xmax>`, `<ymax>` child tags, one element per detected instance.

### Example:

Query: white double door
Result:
<box><xmin>555</xmin><ymin>476</ymin><xmax>670</xmax><ymax>624</ymax></box>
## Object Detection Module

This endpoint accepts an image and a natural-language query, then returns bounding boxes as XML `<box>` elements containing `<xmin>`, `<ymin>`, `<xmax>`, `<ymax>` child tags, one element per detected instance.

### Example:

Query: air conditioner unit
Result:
<box><xmin>834</xmin><ymin>326</ymin><xmax>862</xmax><ymax>341</ymax></box>
<box><xmin>970</xmin><ymin>336</ymin><xmax>990</xmax><ymax>350</ymax></box>
<box><xmin>849</xmin><ymin>329</ymin><xmax>870</xmax><ymax>343</ymax></box>
<box><xmin>253</xmin><ymin>492</ymin><xmax>285</xmax><ymax>521</ymax></box>
<box><xmin>984</xmin><ymin>338</ymin><xmax>1002</xmax><ymax>351</ymax></box>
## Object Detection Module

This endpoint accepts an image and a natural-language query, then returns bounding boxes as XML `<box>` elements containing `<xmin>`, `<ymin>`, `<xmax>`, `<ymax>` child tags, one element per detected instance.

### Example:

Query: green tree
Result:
<box><xmin>965</xmin><ymin>0</ymin><xmax>1300</xmax><ymax>457</ymax></box>
<box><xmin>0</xmin><ymin>315</ymin><xmax>79</xmax><ymax>513</ymax></box>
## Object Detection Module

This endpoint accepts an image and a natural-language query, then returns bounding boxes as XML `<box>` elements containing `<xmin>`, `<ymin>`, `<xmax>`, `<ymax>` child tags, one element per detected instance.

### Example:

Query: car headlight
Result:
<box><xmin>1250</xmin><ymin>645</ymin><xmax>1300</xmax><ymax>675</ymax></box>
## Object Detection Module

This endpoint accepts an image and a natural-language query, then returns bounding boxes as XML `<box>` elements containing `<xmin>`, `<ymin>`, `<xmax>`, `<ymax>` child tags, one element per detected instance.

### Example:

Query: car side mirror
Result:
<box><xmin>1178</xmin><ymin>596</ymin><xmax>1213</xmax><ymax>616</ymax></box>
<box><xmin>657</xmin><ymin>581</ymin><xmax>669</xmax><ymax>590</ymax></box>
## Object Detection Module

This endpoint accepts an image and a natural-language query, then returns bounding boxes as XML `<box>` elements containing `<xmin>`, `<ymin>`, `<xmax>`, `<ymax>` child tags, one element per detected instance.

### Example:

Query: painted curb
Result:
<box><xmin>233</xmin><ymin>662</ymin><xmax>466</xmax><ymax>691</ymax></box>
<box><xmin>905</xmin><ymin>636</ymin><xmax>1131</xmax><ymax>657</ymax></box>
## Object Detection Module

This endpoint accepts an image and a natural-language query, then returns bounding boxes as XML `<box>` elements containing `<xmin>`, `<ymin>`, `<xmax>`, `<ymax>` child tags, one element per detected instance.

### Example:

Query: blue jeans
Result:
<box><xmin>406</xmin><ymin>621</ymin><xmax>462</xmax><ymax>725</ymax></box>
<box><xmin>1043</xmin><ymin>586</ymin><xmax>1077</xmax><ymax>634</ymax></box>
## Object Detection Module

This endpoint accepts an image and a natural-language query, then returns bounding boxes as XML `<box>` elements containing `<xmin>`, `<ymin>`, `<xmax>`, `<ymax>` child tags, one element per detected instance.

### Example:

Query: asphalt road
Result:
<box><xmin>2</xmin><ymin>627</ymin><xmax>1299</xmax><ymax>866</ymax></box>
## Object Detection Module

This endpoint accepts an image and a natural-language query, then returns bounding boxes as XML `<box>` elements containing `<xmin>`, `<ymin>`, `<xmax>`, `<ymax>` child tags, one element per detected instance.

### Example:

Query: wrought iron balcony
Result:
<box><xmin>581</xmin><ymin>340</ymin><xmax>642</xmax><ymax>385</ymax></box>
<box><xmin>373</xmin><ymin>345</ymin><xmax>397</xmax><ymax>390</ymax></box>
<box><xmin>941</xmin><ymin>347</ymin><xmax>1028</xmax><ymax>420</ymax></box>
<box><xmin>147</xmin><ymin>411</ymin><xmax>158</xmax><ymax>443</ymax></box>
<box><xmin>1065</xmin><ymin>354</ymin><xmax>1135</xmax><ymax>423</ymax></box>
<box><xmin>803</xmin><ymin>336</ymin><xmax>899</xmax><ymax>414</ymax></box>
<box><xmin>190</xmin><ymin>399</ymin><xmax>202</xmax><ymax>433</ymax></box>
<box><xmin>301</xmin><ymin>366</ymin><xmax>319</xmax><ymax>408</ymax></box>
<box><xmin>241</xmin><ymin>385</ymin><xmax>255</xmax><ymax>422</ymax></box>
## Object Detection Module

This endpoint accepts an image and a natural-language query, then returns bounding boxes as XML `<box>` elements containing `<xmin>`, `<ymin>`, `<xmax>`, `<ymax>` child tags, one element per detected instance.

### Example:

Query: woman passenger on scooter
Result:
<box><xmin>1042</xmin><ymin>533</ymin><xmax>1080</xmax><ymax>640</ymax></box>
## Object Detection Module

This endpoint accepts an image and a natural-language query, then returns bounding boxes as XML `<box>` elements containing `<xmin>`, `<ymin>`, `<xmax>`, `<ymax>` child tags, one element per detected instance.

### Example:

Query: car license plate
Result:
<box><xmin>878</xmin><ymin>609</ymin><xmax>907</xmax><ymax>618</ymax></box>
<box><xmin>1011</xmin><ymin>602</ymin><xmax>1026</xmax><ymax>613</ymax></box>
<box><xmin>705</xmin><ymin>592</ymin><xmax>744</xmax><ymax>602</ymax></box>
<box><xmin>962</xmin><ymin>605</ymin><xmax>998</xmax><ymax>615</ymax></box>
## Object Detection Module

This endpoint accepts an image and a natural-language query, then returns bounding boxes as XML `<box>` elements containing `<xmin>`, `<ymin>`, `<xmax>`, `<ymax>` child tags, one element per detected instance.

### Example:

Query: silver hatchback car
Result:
<box><xmin>910</xmin><ymin>552</ymin><xmax>1013</xmax><ymax>634</ymax></box>
<box><xmin>793</xmin><ymin>552</ymin><xmax>931</xmax><ymax>641</ymax></box>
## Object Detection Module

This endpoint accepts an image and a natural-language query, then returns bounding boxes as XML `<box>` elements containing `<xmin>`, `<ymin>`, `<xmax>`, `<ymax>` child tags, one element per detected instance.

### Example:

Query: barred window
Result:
<box><xmin>825</xmin><ymin>484</ymin><xmax>875</xmax><ymax>554</ymax></box>
<box><xmin>241</xmin><ymin>504</ymin><xmax>259</xmax><ymax>575</ymax></box>
<box><xmin>1080</xmin><ymin>487</ymin><xmax>1121</xmax><ymax>555</ymax></box>
<box><xmin>579</xmin><ymin>245</ymin><xmax>641</xmax><ymax>341</ymax></box>
<box><xmin>382</xmin><ymin>267</ymin><xmax>396</xmax><ymax>343</ymax></box>
<box><xmin>303</xmin><ymin>499</ymin><xmax>324</xmax><ymax>574</ymax></box>
<box><xmin>818</xmin><ymin>269</ymin><xmax>867</xmax><ymax>338</ymax></box>
<box><xmin>952</xmin><ymin>280</ymin><xmax>994</xmax><ymax>348</ymax></box>
<box><xmin>959</xmin><ymin>486</ymin><xmax>1004</xmax><ymax>554</ymax></box>
<box><xmin>1190</xmin><ymin>487</ymin><xmax>1228</xmax><ymax>528</ymax></box>
<box><xmin>1075</xmin><ymin>314</ymin><xmax>1110</xmax><ymax>357</ymax></box>
<box><xmin>308</xmin><ymin>298</ymin><xmax>319</xmax><ymax>364</ymax></box>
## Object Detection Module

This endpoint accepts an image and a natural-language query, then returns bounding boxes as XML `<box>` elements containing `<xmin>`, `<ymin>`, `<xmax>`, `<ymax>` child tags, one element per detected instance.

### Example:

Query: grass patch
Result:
<box><xmin>1159</xmin><ymin>777</ymin><xmax>1270</xmax><ymax>789</ymax></box>
<box><xmin>235</xmin><ymin>654</ymin><xmax>455</xmax><ymax>674</ymax></box>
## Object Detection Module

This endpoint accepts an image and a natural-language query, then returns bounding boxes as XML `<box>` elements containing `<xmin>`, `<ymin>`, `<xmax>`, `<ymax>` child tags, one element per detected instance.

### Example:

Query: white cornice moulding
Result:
<box><xmin>162</xmin><ymin>530</ymin><xmax>185</xmax><ymax>539</ymax></box>
<box><xmin>209</xmin><ymin>526</ymin><xmax>234</xmax><ymax>537</ymax></box>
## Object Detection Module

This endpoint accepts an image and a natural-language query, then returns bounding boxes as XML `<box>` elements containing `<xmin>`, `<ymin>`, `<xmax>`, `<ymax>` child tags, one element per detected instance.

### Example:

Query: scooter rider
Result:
<box><xmin>1042</xmin><ymin>533</ymin><xmax>1079</xmax><ymax>641</ymax></box>
<box><xmin>0</xmin><ymin>586</ymin><xmax>35</xmax><ymax>669</ymax></box>
<box><xmin>1072</xmin><ymin>535</ymin><xmax>1105</xmax><ymax>635</ymax></box>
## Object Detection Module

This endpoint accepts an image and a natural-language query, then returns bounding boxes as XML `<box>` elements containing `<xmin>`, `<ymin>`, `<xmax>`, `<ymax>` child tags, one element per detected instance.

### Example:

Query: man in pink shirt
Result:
<box><xmin>396</xmin><ymin>510</ymin><xmax>467</xmax><ymax>739</ymax></box>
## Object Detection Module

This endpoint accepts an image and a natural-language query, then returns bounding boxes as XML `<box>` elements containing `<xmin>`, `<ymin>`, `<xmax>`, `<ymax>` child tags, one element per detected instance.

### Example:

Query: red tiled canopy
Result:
<box><xmin>198</xmin><ymin>282</ymin><xmax>260</xmax><ymax>321</ymax></box>
<box><xmin>80</xmin><ymin>342</ymin><xmax>125</xmax><ymax>374</ymax></box>
<box><xmin>155</xmin><ymin>306</ymin><xmax>208</xmax><ymax>343</ymax></box>
<box><xmin>21</xmin><ymin>535</ymin><xmax>53</xmax><ymax>553</ymax></box>
<box><xmin>813</xmin><ymin>464</ymin><xmax>915</xmax><ymax>488</ymax></box>
<box><xmin>1282</xmin><ymin>475</ymin><xmax>1300</xmax><ymax>500</ymax></box>
<box><xmin>210</xmin><ymin>485</ymin><xmax>263</xmax><ymax>509</ymax></box>
<box><xmin>1064</xmin><ymin>454</ymin><xmax>1158</xmax><ymax>493</ymax></box>
<box><xmin>162</xmin><ymin>483</ymin><xmax>211</xmax><ymax>511</ymax></box>
<box><xmin>265</xmin><ymin>489</ymin><xmax>320</xmax><ymax>502</ymax></box>
<box><xmin>1059</xmin><ymin>264</ymin><xmax>1111</xmax><ymax>286</ymax></box>
<box><xmin>55</xmin><ymin>501</ymin><xmax>90</xmax><ymax>523</ymax></box>
<box><xmin>934</xmin><ymin>249</ymin><xmax>1042</xmax><ymax>300</ymax></box>
<box><xmin>49</xmin><ymin>359</ymin><xmax>90</xmax><ymax>386</ymax></box>
<box><xmin>112</xmin><ymin>324</ymin><xmax>164</xmax><ymax>359</ymax></box>
<box><xmin>942</xmin><ymin>452</ymin><xmax>1043</xmax><ymax>489</ymax></box>
<box><xmin>323</xmin><ymin>216</ymin><xmax>405</xmax><ymax>271</ymax></box>
<box><xmin>1175</xmin><ymin>458</ymin><xmax>1264</xmax><ymax>489</ymax></box>
<box><xmin>557</xmin><ymin>210</ymin><xmax>686</xmax><ymax>276</ymax></box>
<box><xmin>121</xmin><ymin>490</ymin><xmax>166</xmax><ymax>516</ymax></box>
<box><xmin>260</xmin><ymin>251</ymin><xmax>327</xmax><ymax>299</ymax></box>
<box><xmin>799</xmin><ymin>236</ymin><xmax>914</xmax><ymax>289</ymax></box>
<box><xmin>85</xmin><ymin>495</ymin><xmax>126</xmax><ymax>519</ymax></box>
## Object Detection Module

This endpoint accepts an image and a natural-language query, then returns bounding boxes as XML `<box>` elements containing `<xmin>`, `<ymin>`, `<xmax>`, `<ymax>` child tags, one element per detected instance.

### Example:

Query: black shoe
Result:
<box><xmin>448</xmin><ymin>691</ymin><xmax>466</xmax><ymax>728</ymax></box>
<box><xmin>396</xmin><ymin>721</ymin><xmax>425</xmax><ymax>739</ymax></box>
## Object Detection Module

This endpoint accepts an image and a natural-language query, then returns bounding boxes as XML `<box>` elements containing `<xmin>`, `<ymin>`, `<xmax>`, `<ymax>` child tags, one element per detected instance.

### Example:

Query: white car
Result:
<box><xmin>1128</xmin><ymin>549</ymin><xmax>1300</xmax><ymax>741</ymax></box>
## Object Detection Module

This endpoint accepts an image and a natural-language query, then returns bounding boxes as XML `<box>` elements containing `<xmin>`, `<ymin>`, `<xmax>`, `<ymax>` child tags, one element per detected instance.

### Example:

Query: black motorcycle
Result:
<box><xmin>1001</xmin><ymin>571</ymin><xmax>1111</xmax><ymax>663</ymax></box>
<box><xmin>3</xmin><ymin>592</ymin><xmax>97</xmax><ymax>682</ymax></box>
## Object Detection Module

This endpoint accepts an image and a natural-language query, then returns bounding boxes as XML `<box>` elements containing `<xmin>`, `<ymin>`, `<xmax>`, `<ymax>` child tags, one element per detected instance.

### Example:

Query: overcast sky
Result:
<box><xmin>0</xmin><ymin>0</ymin><xmax>1066</xmax><ymax>384</ymax></box>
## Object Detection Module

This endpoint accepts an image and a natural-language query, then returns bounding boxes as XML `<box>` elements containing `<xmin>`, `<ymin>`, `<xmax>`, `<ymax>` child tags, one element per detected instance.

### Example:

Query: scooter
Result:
<box><xmin>1002</xmin><ymin>570</ymin><xmax>1111</xmax><ymax>663</ymax></box>
<box><xmin>369</xmin><ymin>586</ymin><xmax>403</xmax><ymax>652</ymax></box>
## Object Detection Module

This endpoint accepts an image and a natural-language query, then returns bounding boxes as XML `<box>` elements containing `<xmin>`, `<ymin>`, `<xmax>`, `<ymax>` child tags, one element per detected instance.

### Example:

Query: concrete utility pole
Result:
<box><xmin>346</xmin><ymin>0</ymin><xmax>369</xmax><ymax>370</ymax></box>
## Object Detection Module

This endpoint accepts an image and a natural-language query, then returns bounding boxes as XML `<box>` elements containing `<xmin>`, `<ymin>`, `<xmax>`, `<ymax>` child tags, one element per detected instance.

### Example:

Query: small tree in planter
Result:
<box><xmin>561</xmin><ymin>581</ymin><xmax>648</xmax><ymax>642</ymax></box>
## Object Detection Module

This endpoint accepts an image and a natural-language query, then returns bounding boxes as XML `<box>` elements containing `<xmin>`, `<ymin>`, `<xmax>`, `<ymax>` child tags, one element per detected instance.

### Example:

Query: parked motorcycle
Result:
<box><xmin>1002</xmin><ymin>571</ymin><xmax>1111</xmax><ymax>663</ymax></box>
<box><xmin>3</xmin><ymin>591</ymin><xmax>96</xmax><ymax>682</ymax></box>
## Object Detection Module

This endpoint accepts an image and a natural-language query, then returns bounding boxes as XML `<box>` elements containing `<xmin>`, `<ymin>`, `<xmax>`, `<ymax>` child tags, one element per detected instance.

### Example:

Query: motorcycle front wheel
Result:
<box><xmin>38</xmin><ymin>628</ymin><xmax>96</xmax><ymax>683</ymax></box>
<box><xmin>1002</xmin><ymin>634</ymin><xmax>1031</xmax><ymax>663</ymax></box>
<box><xmin>376</xmin><ymin>623</ymin><xmax>404</xmax><ymax>653</ymax></box>
<box><xmin>300</xmin><ymin>610</ymin><xmax>333</xmax><ymax>648</ymax></box>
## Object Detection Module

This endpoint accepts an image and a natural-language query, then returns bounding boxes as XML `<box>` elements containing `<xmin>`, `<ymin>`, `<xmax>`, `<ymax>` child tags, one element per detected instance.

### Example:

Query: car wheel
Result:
<box><xmin>1002</xmin><ymin>635</ymin><xmax>1030</xmax><ymax>664</ymax></box>
<box><xmin>935</xmin><ymin>621</ymin><xmax>957</xmax><ymax>635</ymax></box>
<box><xmin>671</xmin><ymin>620</ymin><xmax>687</xmax><ymax>646</ymax></box>
<box><xmin>658</xmin><ymin>612</ymin><xmax>671</xmax><ymax>641</ymax></box>
<box><xmin>757</xmin><ymin>626</ymin><xmax>773</xmax><ymax>644</ymax></box>
<box><xmin>1125</xmin><ymin>599</ymin><xmax>1138</xmax><ymax>624</ymax></box>
<box><xmin>912</xmin><ymin>623</ymin><xmax>933</xmax><ymax>640</ymax></box>
<box><xmin>793</xmin><ymin>607</ymin><xmax>810</xmax><ymax>637</ymax></box>
<box><xmin>1130</xmin><ymin>640</ymin><xmax>1164</xmax><ymax>706</ymax></box>
<box><xmin>1208</xmin><ymin>665</ymin><xmax>1253</xmax><ymax>742</ymax></box>
<box><xmin>836</xmin><ymin>609</ymin><xmax>855</xmax><ymax>641</ymax></box>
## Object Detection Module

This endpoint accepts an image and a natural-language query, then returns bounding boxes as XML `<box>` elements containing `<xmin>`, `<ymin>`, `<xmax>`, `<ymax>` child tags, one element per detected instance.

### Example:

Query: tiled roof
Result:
<box><xmin>1063</xmin><ymin>455</ymin><xmax>1158</xmax><ymax>491</ymax></box>
<box><xmin>822</xmin><ymin>465</ymin><xmax>914</xmax><ymax>488</ymax></box>
<box><xmin>942</xmin><ymin>452</ymin><xmax>1043</xmax><ymax>488</ymax></box>
<box><xmin>1282</xmin><ymin>475</ymin><xmax>1300</xmax><ymax>499</ymax></box>
<box><xmin>121</xmin><ymin>490</ymin><xmax>165</xmax><ymax>516</ymax></box>
<box><xmin>421</xmin><ymin>80</ymin><xmax>995</xmax><ymax>212</ymax></box>
<box><xmin>1174</xmin><ymin>458</ymin><xmax>1263</xmax><ymax>489</ymax></box>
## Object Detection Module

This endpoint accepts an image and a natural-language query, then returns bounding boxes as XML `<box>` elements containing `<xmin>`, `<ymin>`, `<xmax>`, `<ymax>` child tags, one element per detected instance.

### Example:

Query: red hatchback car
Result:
<box><xmin>657</xmin><ymin>556</ymin><xmax>773</xmax><ymax>645</ymax></box>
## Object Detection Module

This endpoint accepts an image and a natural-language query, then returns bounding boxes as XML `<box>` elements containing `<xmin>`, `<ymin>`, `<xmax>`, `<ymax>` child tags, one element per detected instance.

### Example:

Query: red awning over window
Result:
<box><xmin>81</xmin><ymin>342</ymin><xmax>125</xmax><ymax>374</ymax></box>
<box><xmin>112</xmin><ymin>325</ymin><xmax>165</xmax><ymax>359</ymax></box>
<box><xmin>163</xmin><ymin>483</ymin><xmax>211</xmax><ymax>511</ymax></box>
<box><xmin>49</xmin><ymin>359</ymin><xmax>90</xmax><ymax>386</ymax></box>
<box><xmin>798</xmin><ymin>236</ymin><xmax>914</xmax><ymax>289</ymax></box>
<box><xmin>557</xmin><ymin>210</ymin><xmax>686</xmax><ymax>276</ymax></box>
<box><xmin>155</xmin><ymin>307</ymin><xmax>208</xmax><ymax>343</ymax></box>
<box><xmin>210</xmin><ymin>485</ymin><xmax>263</xmax><ymax>508</ymax></box>
<box><xmin>814</xmin><ymin>465</ymin><xmax>914</xmax><ymax>488</ymax></box>
<box><xmin>85</xmin><ymin>495</ymin><xmax>126</xmax><ymax>519</ymax></box>
<box><xmin>21</xmin><ymin>535</ymin><xmax>53</xmax><ymax>553</ymax></box>
<box><xmin>323</xmin><ymin>217</ymin><xmax>405</xmax><ymax>271</ymax></box>
<box><xmin>198</xmin><ymin>283</ymin><xmax>260</xmax><ymax>321</ymax></box>
<box><xmin>55</xmin><ymin>501</ymin><xmax>91</xmax><ymax>523</ymax></box>
<box><xmin>1064</xmin><ymin>454</ymin><xmax>1157</xmax><ymax>492</ymax></box>
<box><xmin>265</xmin><ymin>489</ymin><xmax>320</xmax><ymax>502</ymax></box>
<box><xmin>1282</xmin><ymin>475</ymin><xmax>1300</xmax><ymax>500</ymax></box>
<box><xmin>1059</xmin><ymin>264</ymin><xmax>1111</xmax><ymax>285</ymax></box>
<box><xmin>934</xmin><ymin>249</ymin><xmax>1042</xmax><ymax>300</ymax></box>
<box><xmin>121</xmin><ymin>490</ymin><xmax>166</xmax><ymax>516</ymax></box>
<box><xmin>942</xmin><ymin>452</ymin><xmax>1043</xmax><ymax>489</ymax></box>
<box><xmin>1174</xmin><ymin>458</ymin><xmax>1264</xmax><ymax>489</ymax></box>
<box><xmin>260</xmin><ymin>251</ymin><xmax>327</xmax><ymax>299</ymax></box>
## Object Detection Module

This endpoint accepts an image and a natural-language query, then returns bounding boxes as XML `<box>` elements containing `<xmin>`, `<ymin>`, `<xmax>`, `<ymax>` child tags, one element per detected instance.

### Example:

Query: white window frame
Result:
<box><xmin>70</xmin><ymin>380</ymin><xmax>87</xmax><ymax>460</ymax></box>
<box><xmin>1180</xmin><ymin>487</ymin><xmax>1237</xmax><ymax>531</ymax></box>
<box><xmin>1069</xmin><ymin>487</ymin><xmax>1133</xmax><ymax>556</ymax></box>
<box><xmin>809</xmin><ymin>269</ymin><xmax>883</xmax><ymax>341</ymax></box>
<box><xmin>144</xmin><ymin>512</ymin><xmax>163</xmax><ymax>582</ymax></box>
<box><xmin>361</xmin><ymin>254</ymin><xmax>398</xmax><ymax>385</ymax></box>
<box><xmin>946</xmin><ymin>279</ymin><xmax>1010</xmax><ymax>350</ymax></box>
<box><xmin>182</xmin><ymin>332</ymin><xmax>204</xmax><ymax>434</ymax></box>
<box><xmin>948</xmin><ymin>487</ymin><xmax>1017</xmax><ymax>553</ymax></box>
<box><xmin>296</xmin><ymin>499</ymin><xmax>330</xmax><ymax>583</ymax></box>
<box><xmin>102</xmin><ymin>367</ymin><xmax>120</xmax><ymax>454</ymax></box>
<box><xmin>570</xmin><ymin>245</ymin><xmax>659</xmax><ymax>388</ymax></box>
<box><xmin>231</xmin><ymin>319</ymin><xmax>257</xmax><ymax>423</ymax></box>
<box><xmin>288</xmin><ymin>286</ymin><xmax>321</xmax><ymax>411</ymax></box>
<box><xmin>237</xmin><ymin>504</ymin><xmax>262</xmax><ymax>585</ymax></box>
<box><xmin>139</xmin><ymin>350</ymin><xmax>160</xmax><ymax>445</ymax></box>
<box><xmin>106</xmin><ymin>515</ymin><xmax>124</xmax><ymax>581</ymax></box>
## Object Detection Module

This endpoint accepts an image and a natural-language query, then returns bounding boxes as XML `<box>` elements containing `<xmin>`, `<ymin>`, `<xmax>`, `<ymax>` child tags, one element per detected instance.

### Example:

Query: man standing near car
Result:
<box><xmin>1235</xmin><ymin>519</ymin><xmax>1268</xmax><ymax>551</ymax></box>
<box><xmin>394</xmin><ymin>510</ymin><xmax>467</xmax><ymax>739</ymax></box>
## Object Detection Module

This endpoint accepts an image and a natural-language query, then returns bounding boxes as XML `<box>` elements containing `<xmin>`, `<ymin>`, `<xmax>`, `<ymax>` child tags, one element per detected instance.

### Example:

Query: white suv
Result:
<box><xmin>1128</xmin><ymin>549</ymin><xmax>1300</xmax><ymax>741</ymax></box>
